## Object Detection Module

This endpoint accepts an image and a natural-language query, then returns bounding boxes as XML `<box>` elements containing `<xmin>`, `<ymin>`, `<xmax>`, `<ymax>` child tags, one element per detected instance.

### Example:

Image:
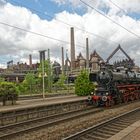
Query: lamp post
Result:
<box><xmin>39</xmin><ymin>50</ymin><xmax>46</xmax><ymax>99</ymax></box>
<box><xmin>66</xmin><ymin>49</ymin><xmax>69</xmax><ymax>93</ymax></box>
<box><xmin>47</xmin><ymin>49</ymin><xmax>52</xmax><ymax>93</ymax></box>
<box><xmin>42</xmin><ymin>58</ymin><xmax>45</xmax><ymax>99</ymax></box>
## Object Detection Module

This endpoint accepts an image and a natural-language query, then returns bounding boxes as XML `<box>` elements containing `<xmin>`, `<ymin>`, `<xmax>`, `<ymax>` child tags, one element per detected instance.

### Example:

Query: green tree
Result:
<box><xmin>38</xmin><ymin>60</ymin><xmax>53</xmax><ymax>92</ymax></box>
<box><xmin>16</xmin><ymin>83</ymin><xmax>27</xmax><ymax>94</ymax></box>
<box><xmin>75</xmin><ymin>70</ymin><xmax>94</xmax><ymax>96</ymax></box>
<box><xmin>54</xmin><ymin>74</ymin><xmax>66</xmax><ymax>90</ymax></box>
<box><xmin>0</xmin><ymin>77</ymin><xmax>5</xmax><ymax>82</ymax></box>
<box><xmin>38</xmin><ymin>60</ymin><xmax>49</xmax><ymax>74</ymax></box>
<box><xmin>23</xmin><ymin>73</ymin><xmax>36</xmax><ymax>93</ymax></box>
<box><xmin>0</xmin><ymin>82</ymin><xmax>19</xmax><ymax>105</ymax></box>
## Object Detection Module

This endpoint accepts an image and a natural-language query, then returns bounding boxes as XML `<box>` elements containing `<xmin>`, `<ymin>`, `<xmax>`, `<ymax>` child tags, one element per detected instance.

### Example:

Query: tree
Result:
<box><xmin>75</xmin><ymin>70</ymin><xmax>94</xmax><ymax>96</ymax></box>
<box><xmin>38</xmin><ymin>60</ymin><xmax>53</xmax><ymax>92</ymax></box>
<box><xmin>54</xmin><ymin>74</ymin><xmax>66</xmax><ymax>90</ymax></box>
<box><xmin>38</xmin><ymin>60</ymin><xmax>49</xmax><ymax>74</ymax></box>
<box><xmin>23</xmin><ymin>73</ymin><xmax>36</xmax><ymax>93</ymax></box>
<box><xmin>0</xmin><ymin>82</ymin><xmax>19</xmax><ymax>105</ymax></box>
<box><xmin>0</xmin><ymin>77</ymin><xmax>5</xmax><ymax>82</ymax></box>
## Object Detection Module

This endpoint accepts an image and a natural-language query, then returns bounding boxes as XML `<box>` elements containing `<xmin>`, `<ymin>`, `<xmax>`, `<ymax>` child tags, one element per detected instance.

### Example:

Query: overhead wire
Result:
<box><xmin>9</xmin><ymin>0</ymin><xmax>118</xmax><ymax>45</ymax></box>
<box><xmin>80</xmin><ymin>0</ymin><xmax>140</xmax><ymax>39</ymax></box>
<box><xmin>108</xmin><ymin>0</ymin><xmax>128</xmax><ymax>15</ymax></box>
<box><xmin>0</xmin><ymin>21</ymin><xmax>85</xmax><ymax>48</ymax></box>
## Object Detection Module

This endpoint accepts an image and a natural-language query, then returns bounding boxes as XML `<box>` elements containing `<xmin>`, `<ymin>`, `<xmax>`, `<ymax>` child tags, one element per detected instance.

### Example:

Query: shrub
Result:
<box><xmin>16</xmin><ymin>83</ymin><xmax>28</xmax><ymax>94</ymax></box>
<box><xmin>54</xmin><ymin>74</ymin><xmax>67</xmax><ymax>90</ymax></box>
<box><xmin>0</xmin><ymin>82</ymin><xmax>19</xmax><ymax>105</ymax></box>
<box><xmin>75</xmin><ymin>70</ymin><xmax>95</xmax><ymax>96</ymax></box>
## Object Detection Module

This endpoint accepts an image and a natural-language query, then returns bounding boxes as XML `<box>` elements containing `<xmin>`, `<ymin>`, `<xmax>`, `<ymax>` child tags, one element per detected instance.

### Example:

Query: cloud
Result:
<box><xmin>52</xmin><ymin>0</ymin><xmax>80</xmax><ymax>6</ymax></box>
<box><xmin>0</xmin><ymin>0</ymin><xmax>6</xmax><ymax>7</ymax></box>
<box><xmin>0</xmin><ymin>1</ymin><xmax>140</xmax><ymax>68</ymax></box>
<box><xmin>52</xmin><ymin>0</ymin><xmax>140</xmax><ymax>15</ymax></box>
<box><xmin>110</xmin><ymin>0</ymin><xmax>140</xmax><ymax>13</ymax></box>
<box><xmin>52</xmin><ymin>0</ymin><xmax>66</xmax><ymax>5</ymax></box>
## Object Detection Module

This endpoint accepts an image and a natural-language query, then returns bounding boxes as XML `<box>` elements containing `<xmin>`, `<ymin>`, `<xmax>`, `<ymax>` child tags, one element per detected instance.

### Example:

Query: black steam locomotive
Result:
<box><xmin>88</xmin><ymin>66</ymin><xmax>140</xmax><ymax>107</ymax></box>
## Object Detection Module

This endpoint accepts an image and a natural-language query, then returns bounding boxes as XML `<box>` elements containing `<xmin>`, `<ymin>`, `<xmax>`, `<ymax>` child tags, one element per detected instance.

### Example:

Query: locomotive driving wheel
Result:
<box><xmin>135</xmin><ymin>93</ymin><xmax>139</xmax><ymax>100</ymax></box>
<box><xmin>138</xmin><ymin>92</ymin><xmax>140</xmax><ymax>99</ymax></box>
<box><xmin>123</xmin><ymin>96</ymin><xmax>128</xmax><ymax>103</ymax></box>
<box><xmin>105</xmin><ymin>100</ymin><xmax>111</xmax><ymax>107</ymax></box>
<box><xmin>130</xmin><ymin>94</ymin><xmax>135</xmax><ymax>101</ymax></box>
<box><xmin>93</xmin><ymin>100</ymin><xmax>99</xmax><ymax>107</ymax></box>
<box><xmin>110</xmin><ymin>99</ymin><xmax>115</xmax><ymax>106</ymax></box>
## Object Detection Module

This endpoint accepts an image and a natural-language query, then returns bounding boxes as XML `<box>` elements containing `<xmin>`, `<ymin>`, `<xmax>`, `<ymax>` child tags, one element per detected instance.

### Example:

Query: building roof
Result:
<box><xmin>76</xmin><ymin>52</ymin><xmax>85</xmax><ymax>60</ymax></box>
<box><xmin>90</xmin><ymin>50</ymin><xmax>104</xmax><ymax>62</ymax></box>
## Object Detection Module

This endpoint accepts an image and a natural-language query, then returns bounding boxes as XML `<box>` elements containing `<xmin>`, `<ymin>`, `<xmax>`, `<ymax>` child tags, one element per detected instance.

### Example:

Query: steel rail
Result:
<box><xmin>63</xmin><ymin>107</ymin><xmax>140</xmax><ymax>140</ymax></box>
<box><xmin>0</xmin><ymin>107</ymin><xmax>103</xmax><ymax>139</ymax></box>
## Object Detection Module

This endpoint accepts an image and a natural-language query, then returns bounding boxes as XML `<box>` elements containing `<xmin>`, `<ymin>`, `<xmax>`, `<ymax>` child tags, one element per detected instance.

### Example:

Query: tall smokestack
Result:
<box><xmin>39</xmin><ymin>50</ymin><xmax>46</xmax><ymax>63</ymax></box>
<box><xmin>29</xmin><ymin>54</ymin><xmax>32</xmax><ymax>68</ymax></box>
<box><xmin>70</xmin><ymin>27</ymin><xmax>75</xmax><ymax>71</ymax></box>
<box><xmin>86</xmin><ymin>38</ymin><xmax>89</xmax><ymax>69</ymax></box>
<box><xmin>61</xmin><ymin>47</ymin><xmax>64</xmax><ymax>74</ymax></box>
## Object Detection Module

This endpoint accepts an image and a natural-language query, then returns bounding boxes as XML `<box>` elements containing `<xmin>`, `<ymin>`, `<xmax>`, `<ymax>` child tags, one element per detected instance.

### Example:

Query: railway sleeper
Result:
<box><xmin>84</xmin><ymin>134</ymin><xmax>105</xmax><ymax>140</ymax></box>
<box><xmin>111</xmin><ymin>123</ymin><xmax>128</xmax><ymax>127</ymax></box>
<box><xmin>79</xmin><ymin>137</ymin><xmax>90</xmax><ymax>140</ymax></box>
<box><xmin>103</xmin><ymin>125</ymin><xmax>122</xmax><ymax>131</ymax></box>
<box><xmin>113</xmin><ymin>123</ymin><xmax>130</xmax><ymax>128</ymax></box>
<box><xmin>80</xmin><ymin>135</ymin><xmax>95</xmax><ymax>140</ymax></box>
<box><xmin>97</xmin><ymin>129</ymin><xmax>117</xmax><ymax>135</ymax></box>
<box><xmin>116</xmin><ymin>119</ymin><xmax>133</xmax><ymax>123</ymax></box>
<box><xmin>107</xmin><ymin>122</ymin><xmax>126</xmax><ymax>127</ymax></box>
<box><xmin>107</xmin><ymin>126</ymin><xmax>123</xmax><ymax>130</ymax></box>
<box><xmin>114</xmin><ymin>121</ymin><xmax>130</xmax><ymax>125</ymax></box>
<box><xmin>90</xmin><ymin>131</ymin><xmax>112</xmax><ymax>138</ymax></box>
<box><xmin>100</xmin><ymin>127</ymin><xmax>120</xmax><ymax>133</ymax></box>
<box><xmin>121</xmin><ymin>117</ymin><xmax>140</xmax><ymax>122</ymax></box>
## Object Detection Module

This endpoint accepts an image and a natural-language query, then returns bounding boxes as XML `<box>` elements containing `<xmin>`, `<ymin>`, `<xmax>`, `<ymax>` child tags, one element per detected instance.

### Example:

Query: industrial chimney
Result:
<box><xmin>29</xmin><ymin>54</ymin><xmax>32</xmax><ymax>68</ymax></box>
<box><xmin>70</xmin><ymin>27</ymin><xmax>75</xmax><ymax>71</ymax></box>
<box><xmin>61</xmin><ymin>47</ymin><xmax>64</xmax><ymax>74</ymax></box>
<box><xmin>86</xmin><ymin>38</ymin><xmax>89</xmax><ymax>69</ymax></box>
<box><xmin>39</xmin><ymin>50</ymin><xmax>46</xmax><ymax>63</ymax></box>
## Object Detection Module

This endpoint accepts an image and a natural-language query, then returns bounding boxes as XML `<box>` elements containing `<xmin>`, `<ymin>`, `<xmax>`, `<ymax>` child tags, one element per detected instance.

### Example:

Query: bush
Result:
<box><xmin>16</xmin><ymin>83</ymin><xmax>28</xmax><ymax>94</ymax></box>
<box><xmin>0</xmin><ymin>82</ymin><xmax>19</xmax><ymax>105</ymax></box>
<box><xmin>75</xmin><ymin>70</ymin><xmax>95</xmax><ymax>96</ymax></box>
<box><xmin>53</xmin><ymin>74</ymin><xmax>67</xmax><ymax>91</ymax></box>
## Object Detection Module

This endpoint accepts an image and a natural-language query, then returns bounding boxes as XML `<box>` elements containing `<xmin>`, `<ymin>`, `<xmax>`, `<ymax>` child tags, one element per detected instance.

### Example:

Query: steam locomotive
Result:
<box><xmin>88</xmin><ymin>65</ymin><xmax>140</xmax><ymax>107</ymax></box>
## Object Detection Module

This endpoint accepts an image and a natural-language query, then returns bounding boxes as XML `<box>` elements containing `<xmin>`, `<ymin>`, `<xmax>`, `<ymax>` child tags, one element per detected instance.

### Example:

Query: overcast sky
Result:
<box><xmin>0</xmin><ymin>0</ymin><xmax>140</xmax><ymax>68</ymax></box>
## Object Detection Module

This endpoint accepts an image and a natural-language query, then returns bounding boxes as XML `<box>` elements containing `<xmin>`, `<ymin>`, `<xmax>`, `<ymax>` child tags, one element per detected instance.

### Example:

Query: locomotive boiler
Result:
<box><xmin>88</xmin><ymin>66</ymin><xmax>140</xmax><ymax>107</ymax></box>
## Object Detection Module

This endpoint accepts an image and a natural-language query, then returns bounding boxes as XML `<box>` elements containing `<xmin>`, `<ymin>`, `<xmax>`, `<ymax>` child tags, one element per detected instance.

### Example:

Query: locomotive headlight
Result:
<box><xmin>106</xmin><ymin>92</ymin><xmax>109</xmax><ymax>95</ymax></box>
<box><xmin>91</xmin><ymin>92</ymin><xmax>94</xmax><ymax>95</ymax></box>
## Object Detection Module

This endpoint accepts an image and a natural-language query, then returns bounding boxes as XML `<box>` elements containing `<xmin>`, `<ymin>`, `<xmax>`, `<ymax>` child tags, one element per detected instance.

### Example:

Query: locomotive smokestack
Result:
<box><xmin>29</xmin><ymin>54</ymin><xmax>32</xmax><ymax>68</ymax></box>
<box><xmin>86</xmin><ymin>38</ymin><xmax>89</xmax><ymax>69</ymax></box>
<box><xmin>70</xmin><ymin>27</ymin><xmax>75</xmax><ymax>71</ymax></box>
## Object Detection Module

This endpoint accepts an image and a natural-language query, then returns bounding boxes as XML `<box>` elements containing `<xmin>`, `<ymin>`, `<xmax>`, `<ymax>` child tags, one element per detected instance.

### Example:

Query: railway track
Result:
<box><xmin>0</xmin><ymin>107</ymin><xmax>102</xmax><ymax>139</ymax></box>
<box><xmin>63</xmin><ymin>107</ymin><xmax>140</xmax><ymax>140</ymax></box>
